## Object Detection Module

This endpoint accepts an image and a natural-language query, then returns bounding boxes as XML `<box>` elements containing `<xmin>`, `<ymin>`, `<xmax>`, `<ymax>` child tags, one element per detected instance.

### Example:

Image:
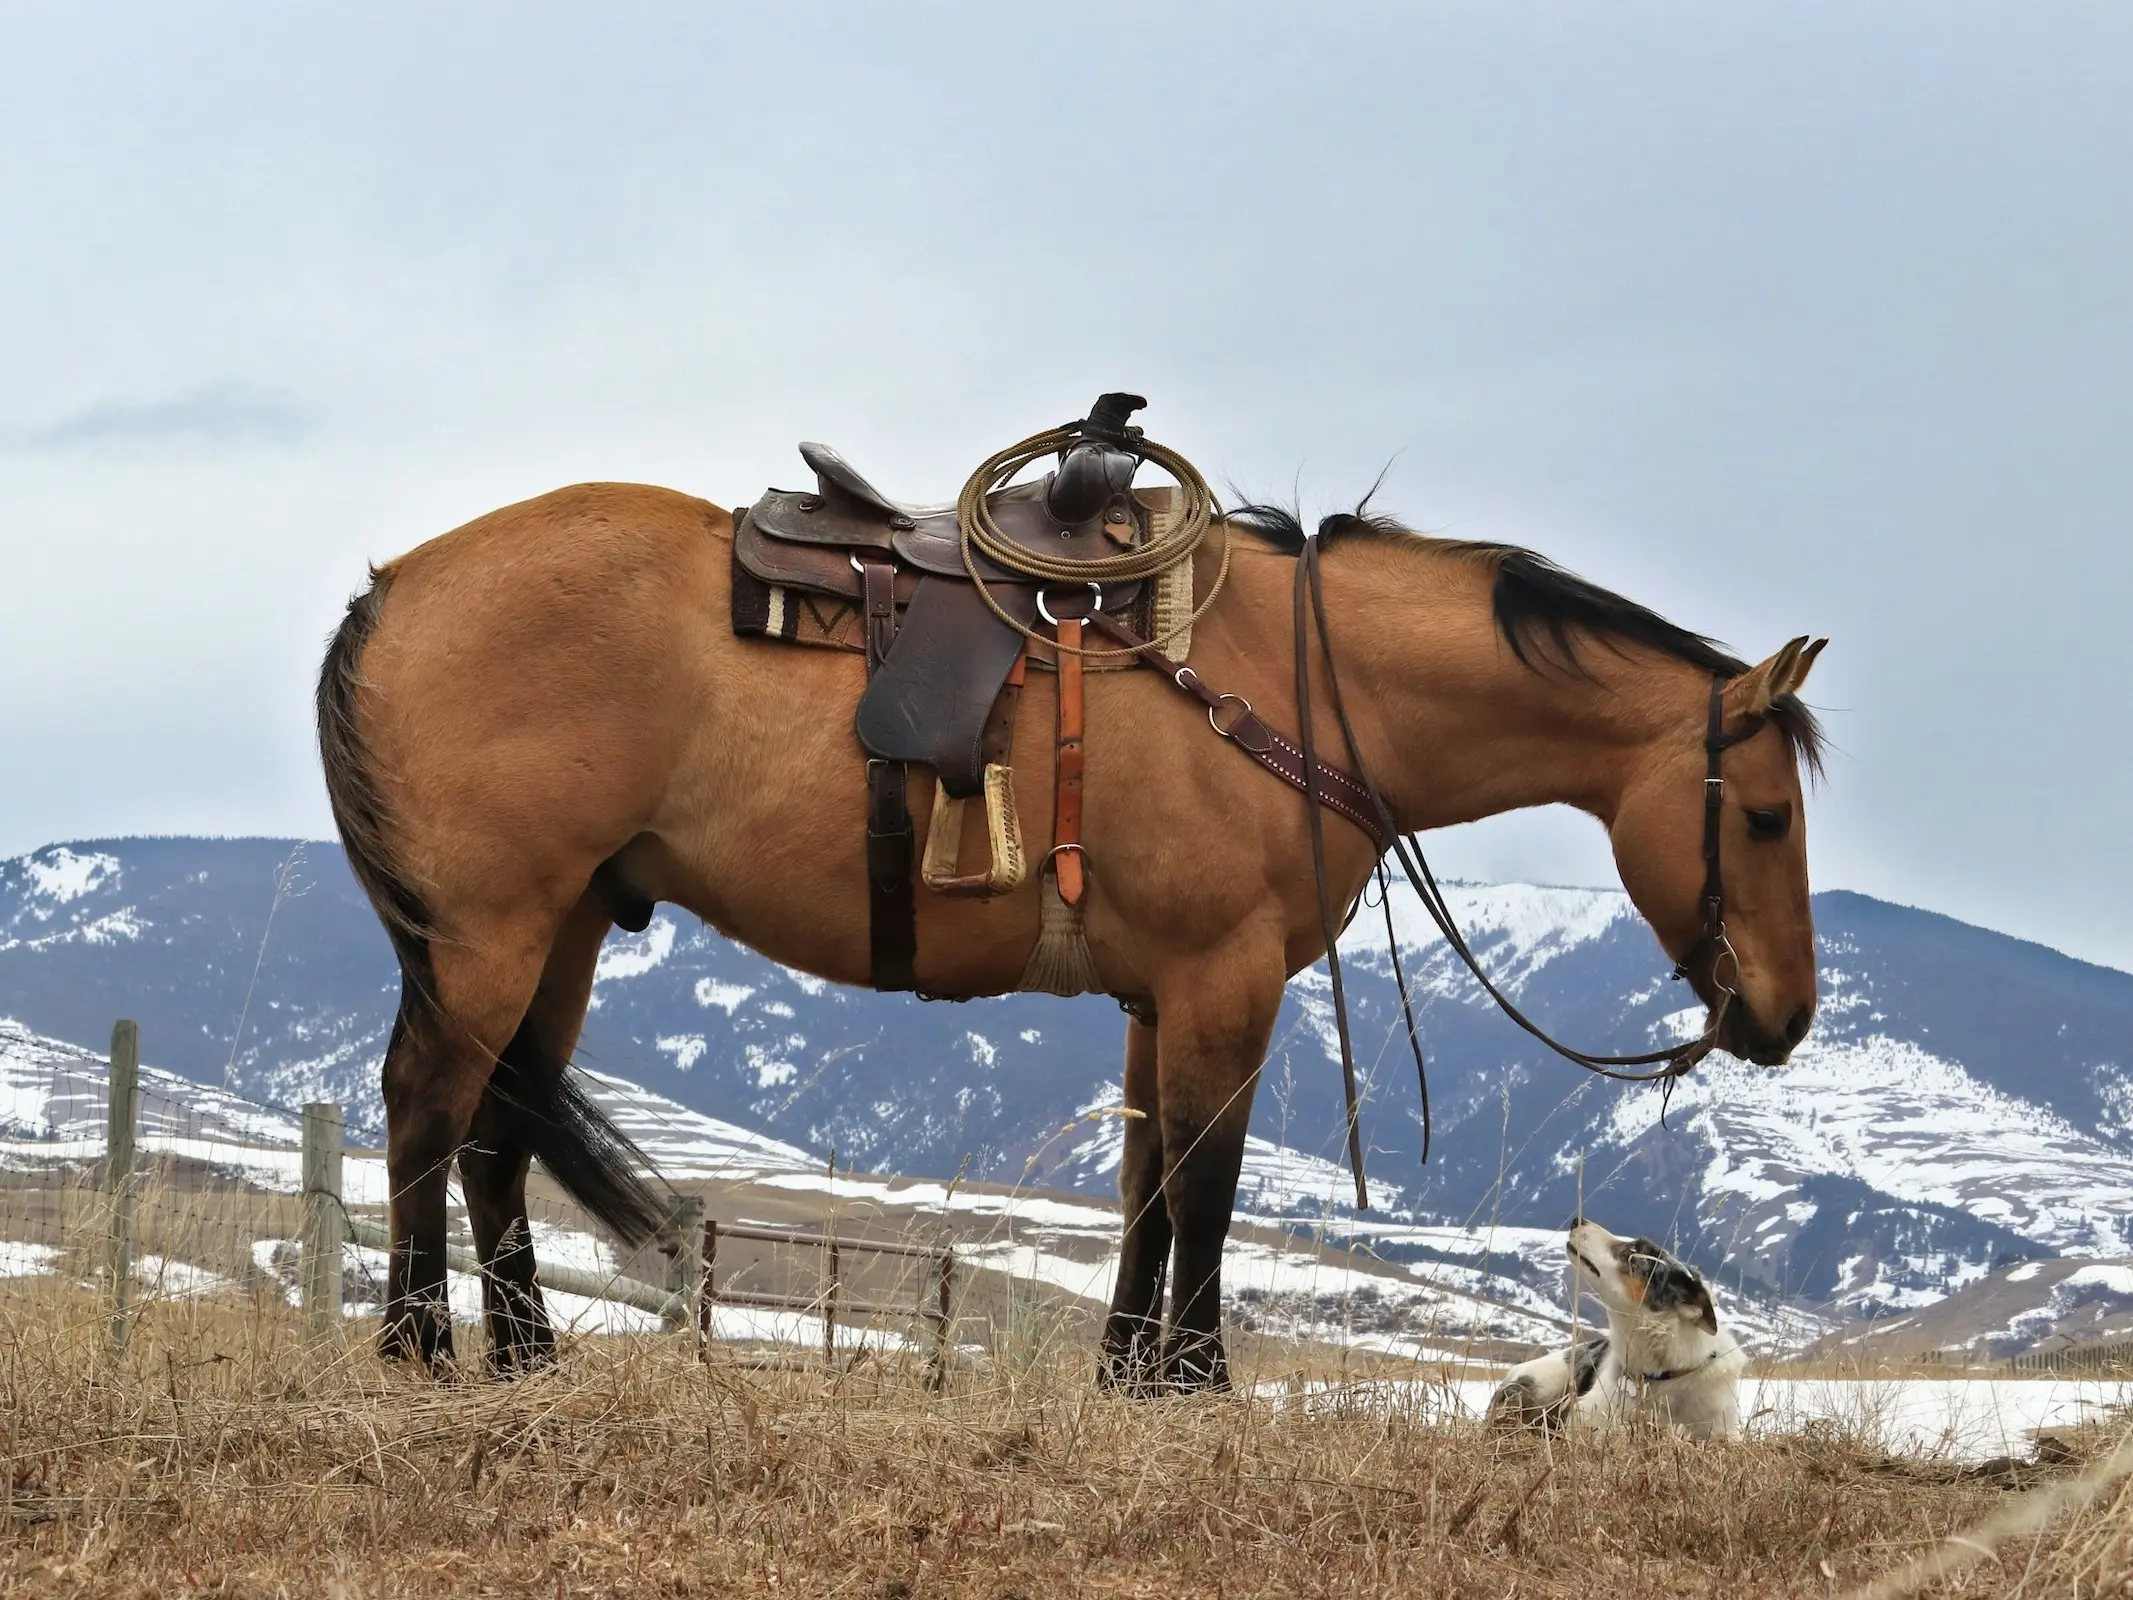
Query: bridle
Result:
<box><xmin>1288</xmin><ymin>535</ymin><xmax>1766</xmax><ymax>1204</ymax></box>
<box><xmin>1669</xmin><ymin>668</ymin><xmax>1771</xmax><ymax>991</ymax></box>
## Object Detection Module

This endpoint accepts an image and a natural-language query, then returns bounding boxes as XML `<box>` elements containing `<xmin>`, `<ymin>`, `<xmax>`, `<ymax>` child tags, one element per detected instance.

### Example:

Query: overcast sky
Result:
<box><xmin>3</xmin><ymin>4</ymin><xmax>2128</xmax><ymax>966</ymax></box>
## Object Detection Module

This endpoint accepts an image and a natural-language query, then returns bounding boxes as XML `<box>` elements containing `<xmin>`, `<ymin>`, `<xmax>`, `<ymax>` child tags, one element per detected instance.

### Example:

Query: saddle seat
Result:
<box><xmin>737</xmin><ymin>443</ymin><xmax>1147</xmax><ymax>589</ymax></box>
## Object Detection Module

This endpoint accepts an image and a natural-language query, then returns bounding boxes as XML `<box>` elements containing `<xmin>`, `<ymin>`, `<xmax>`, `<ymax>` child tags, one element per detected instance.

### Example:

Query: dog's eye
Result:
<box><xmin>1746</xmin><ymin>805</ymin><xmax>1792</xmax><ymax>842</ymax></box>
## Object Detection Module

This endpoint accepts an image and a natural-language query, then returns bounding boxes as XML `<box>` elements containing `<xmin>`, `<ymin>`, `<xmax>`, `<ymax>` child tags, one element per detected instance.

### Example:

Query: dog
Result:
<box><xmin>1487</xmin><ymin>1219</ymin><xmax>1744</xmax><ymax>1441</ymax></box>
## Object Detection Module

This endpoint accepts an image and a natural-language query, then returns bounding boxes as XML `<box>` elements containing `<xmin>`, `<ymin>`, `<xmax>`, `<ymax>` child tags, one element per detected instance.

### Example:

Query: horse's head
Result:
<box><xmin>1609</xmin><ymin>638</ymin><xmax>1826</xmax><ymax>1066</ymax></box>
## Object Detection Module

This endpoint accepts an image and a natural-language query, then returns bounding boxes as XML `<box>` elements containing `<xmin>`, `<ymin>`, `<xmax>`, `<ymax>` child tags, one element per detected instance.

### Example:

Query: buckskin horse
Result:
<box><xmin>316</xmin><ymin>396</ymin><xmax>1825</xmax><ymax>1387</ymax></box>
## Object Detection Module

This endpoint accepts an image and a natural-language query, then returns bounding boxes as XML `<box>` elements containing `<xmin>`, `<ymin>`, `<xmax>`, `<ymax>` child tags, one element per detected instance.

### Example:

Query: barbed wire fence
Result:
<box><xmin>0</xmin><ymin>1007</ymin><xmax>1625</xmax><ymax>1398</ymax></box>
<box><xmin>0</xmin><ymin>1017</ymin><xmax>976</xmax><ymax>1382</ymax></box>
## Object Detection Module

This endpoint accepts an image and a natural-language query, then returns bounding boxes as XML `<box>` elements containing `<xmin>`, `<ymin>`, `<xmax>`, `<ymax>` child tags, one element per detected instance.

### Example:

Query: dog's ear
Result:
<box><xmin>1676</xmin><ymin>1285</ymin><xmax>1719</xmax><ymax>1336</ymax></box>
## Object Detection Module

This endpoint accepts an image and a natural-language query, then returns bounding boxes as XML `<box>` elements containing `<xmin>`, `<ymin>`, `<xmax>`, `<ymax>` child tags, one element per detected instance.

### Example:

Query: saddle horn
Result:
<box><xmin>1046</xmin><ymin>392</ymin><xmax>1147</xmax><ymax>525</ymax></box>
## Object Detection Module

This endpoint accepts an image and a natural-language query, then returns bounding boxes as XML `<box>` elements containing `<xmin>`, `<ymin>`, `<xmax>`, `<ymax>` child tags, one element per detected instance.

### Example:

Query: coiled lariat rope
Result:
<box><xmin>956</xmin><ymin>422</ymin><xmax>1230</xmax><ymax>660</ymax></box>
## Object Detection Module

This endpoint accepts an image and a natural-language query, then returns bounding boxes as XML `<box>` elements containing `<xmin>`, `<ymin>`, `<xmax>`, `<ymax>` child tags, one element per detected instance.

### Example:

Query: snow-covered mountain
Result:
<box><xmin>4</xmin><ymin>837</ymin><xmax>2129</xmax><ymax>1339</ymax></box>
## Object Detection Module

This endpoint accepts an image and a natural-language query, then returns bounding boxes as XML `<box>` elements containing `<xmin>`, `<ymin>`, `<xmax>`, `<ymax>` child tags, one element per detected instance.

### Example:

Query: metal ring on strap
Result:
<box><xmin>1035</xmin><ymin>582</ymin><xmax>1103</xmax><ymax>627</ymax></box>
<box><xmin>1208</xmin><ymin>693</ymin><xmax>1253</xmax><ymax>737</ymax></box>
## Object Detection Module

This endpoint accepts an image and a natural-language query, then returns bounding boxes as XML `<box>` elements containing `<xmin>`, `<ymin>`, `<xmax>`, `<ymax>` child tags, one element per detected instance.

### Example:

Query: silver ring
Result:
<box><xmin>1036</xmin><ymin>581</ymin><xmax>1103</xmax><ymax>627</ymax></box>
<box><xmin>1710</xmin><ymin>934</ymin><xmax>1742</xmax><ymax>996</ymax></box>
<box><xmin>1208</xmin><ymin>693</ymin><xmax>1252</xmax><ymax>736</ymax></box>
<box><xmin>849</xmin><ymin>554</ymin><xmax>869</xmax><ymax>574</ymax></box>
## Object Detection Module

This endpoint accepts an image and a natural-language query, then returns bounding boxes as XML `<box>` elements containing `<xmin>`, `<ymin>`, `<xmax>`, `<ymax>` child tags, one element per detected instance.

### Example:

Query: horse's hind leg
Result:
<box><xmin>1100</xmin><ymin>1015</ymin><xmax>1170</xmax><ymax>1392</ymax></box>
<box><xmin>459</xmin><ymin>892</ymin><xmax>612</xmax><ymax>1375</ymax></box>
<box><xmin>1155</xmin><ymin>946</ymin><xmax>1283</xmax><ymax>1393</ymax></box>
<box><xmin>378</xmin><ymin>913</ymin><xmax>556</xmax><ymax>1368</ymax></box>
<box><xmin>456</xmin><ymin>1110</ymin><xmax>547</xmax><ymax>1374</ymax></box>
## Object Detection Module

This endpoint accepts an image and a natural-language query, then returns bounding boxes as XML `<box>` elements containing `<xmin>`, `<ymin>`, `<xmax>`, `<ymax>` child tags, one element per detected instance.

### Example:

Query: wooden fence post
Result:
<box><xmin>699</xmin><ymin>1218</ymin><xmax>719</xmax><ymax>1351</ymax></box>
<box><xmin>824</xmin><ymin>1236</ymin><xmax>840</xmax><ymax>1364</ymax></box>
<box><xmin>662</xmin><ymin>1195</ymin><xmax>705</xmax><ymax>1337</ymax></box>
<box><xmin>105</xmin><ymin>1020</ymin><xmax>139</xmax><ymax>1351</ymax></box>
<box><xmin>927</xmin><ymin>1249</ymin><xmax>953</xmax><ymax>1392</ymax></box>
<box><xmin>301</xmin><ymin>1102</ymin><xmax>344</xmax><ymax>1337</ymax></box>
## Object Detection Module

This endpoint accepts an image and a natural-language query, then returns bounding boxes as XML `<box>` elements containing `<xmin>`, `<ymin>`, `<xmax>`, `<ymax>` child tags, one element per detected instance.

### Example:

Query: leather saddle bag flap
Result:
<box><xmin>854</xmin><ymin>578</ymin><xmax>1038</xmax><ymax>798</ymax></box>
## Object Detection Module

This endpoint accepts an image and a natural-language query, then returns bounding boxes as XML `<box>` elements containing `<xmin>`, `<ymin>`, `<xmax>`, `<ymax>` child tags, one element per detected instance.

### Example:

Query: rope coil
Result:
<box><xmin>956</xmin><ymin>422</ymin><xmax>1230</xmax><ymax>659</ymax></box>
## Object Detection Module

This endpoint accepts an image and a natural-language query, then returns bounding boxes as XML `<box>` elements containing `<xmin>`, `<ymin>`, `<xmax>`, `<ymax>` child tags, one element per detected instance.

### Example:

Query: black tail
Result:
<box><xmin>489</xmin><ymin>1046</ymin><xmax>674</xmax><ymax>1250</ymax></box>
<box><xmin>317</xmin><ymin>567</ymin><xmax>440</xmax><ymax>1019</ymax></box>
<box><xmin>320</xmin><ymin>573</ymin><xmax>671</xmax><ymax>1248</ymax></box>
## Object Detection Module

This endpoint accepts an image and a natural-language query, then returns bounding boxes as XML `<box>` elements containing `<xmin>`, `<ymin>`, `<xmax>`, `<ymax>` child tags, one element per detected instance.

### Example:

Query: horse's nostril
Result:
<box><xmin>1785</xmin><ymin>1005</ymin><xmax>1813</xmax><ymax>1046</ymax></box>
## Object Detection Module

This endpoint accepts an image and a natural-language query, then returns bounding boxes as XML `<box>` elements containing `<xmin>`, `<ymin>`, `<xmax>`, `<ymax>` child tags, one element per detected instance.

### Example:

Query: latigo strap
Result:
<box><xmin>859</xmin><ymin>559</ymin><xmax>917</xmax><ymax>992</ymax></box>
<box><xmin>1051</xmin><ymin>615</ymin><xmax>1087</xmax><ymax>906</ymax></box>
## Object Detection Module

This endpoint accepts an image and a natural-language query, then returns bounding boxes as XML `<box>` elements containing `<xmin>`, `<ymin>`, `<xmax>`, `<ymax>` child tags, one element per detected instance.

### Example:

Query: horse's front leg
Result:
<box><xmin>1156</xmin><ymin>944</ymin><xmax>1284</xmax><ymax>1393</ymax></box>
<box><xmin>1100</xmin><ymin>1015</ymin><xmax>1169</xmax><ymax>1392</ymax></box>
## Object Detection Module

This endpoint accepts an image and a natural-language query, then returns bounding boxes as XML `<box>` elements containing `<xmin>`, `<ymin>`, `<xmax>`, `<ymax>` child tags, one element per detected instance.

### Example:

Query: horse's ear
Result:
<box><xmin>1785</xmin><ymin>637</ymin><xmax>1829</xmax><ymax>697</ymax></box>
<box><xmin>1724</xmin><ymin>637</ymin><xmax>1810</xmax><ymax>720</ymax></box>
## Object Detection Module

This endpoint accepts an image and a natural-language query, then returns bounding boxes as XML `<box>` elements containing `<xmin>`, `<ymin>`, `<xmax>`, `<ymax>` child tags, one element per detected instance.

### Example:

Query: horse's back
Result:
<box><xmin>384</xmin><ymin>480</ymin><xmax>729</xmax><ymax>602</ymax></box>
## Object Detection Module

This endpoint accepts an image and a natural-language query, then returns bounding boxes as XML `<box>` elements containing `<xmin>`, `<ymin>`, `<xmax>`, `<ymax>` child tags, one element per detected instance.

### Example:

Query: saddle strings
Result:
<box><xmin>956</xmin><ymin>422</ymin><xmax>1231</xmax><ymax>661</ymax></box>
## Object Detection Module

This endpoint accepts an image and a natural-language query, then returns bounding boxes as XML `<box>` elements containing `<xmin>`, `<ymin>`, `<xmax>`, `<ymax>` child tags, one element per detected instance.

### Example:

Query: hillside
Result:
<box><xmin>5</xmin><ymin>836</ymin><xmax>2130</xmax><ymax>1347</ymax></box>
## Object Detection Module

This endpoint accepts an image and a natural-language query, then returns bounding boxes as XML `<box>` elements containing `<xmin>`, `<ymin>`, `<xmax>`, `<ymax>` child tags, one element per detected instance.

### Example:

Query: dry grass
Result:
<box><xmin>6</xmin><ymin>1281</ymin><xmax>2133</xmax><ymax>1598</ymax></box>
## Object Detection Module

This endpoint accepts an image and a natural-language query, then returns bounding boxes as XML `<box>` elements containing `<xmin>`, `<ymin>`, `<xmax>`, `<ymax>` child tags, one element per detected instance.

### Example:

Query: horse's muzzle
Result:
<box><xmin>1723</xmin><ymin>1001</ymin><xmax>1812</xmax><ymax>1066</ymax></box>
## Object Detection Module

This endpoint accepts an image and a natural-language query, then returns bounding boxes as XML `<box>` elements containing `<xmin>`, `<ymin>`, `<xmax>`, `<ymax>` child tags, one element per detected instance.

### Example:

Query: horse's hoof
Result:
<box><xmin>486</xmin><ymin>1338</ymin><xmax>559</xmax><ymax>1380</ymax></box>
<box><xmin>378</xmin><ymin>1303</ymin><xmax>455</xmax><ymax>1370</ymax></box>
<box><xmin>1096</xmin><ymin>1364</ymin><xmax>1162</xmax><ymax>1398</ymax></box>
<box><xmin>1098</xmin><ymin>1340</ymin><xmax>1168</xmax><ymax>1397</ymax></box>
<box><xmin>1159</xmin><ymin>1339</ymin><xmax>1231</xmax><ymax>1395</ymax></box>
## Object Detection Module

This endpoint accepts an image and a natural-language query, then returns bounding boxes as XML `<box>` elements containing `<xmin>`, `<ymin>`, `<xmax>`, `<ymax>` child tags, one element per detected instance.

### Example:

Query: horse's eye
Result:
<box><xmin>1746</xmin><ymin>805</ymin><xmax>1792</xmax><ymax>842</ymax></box>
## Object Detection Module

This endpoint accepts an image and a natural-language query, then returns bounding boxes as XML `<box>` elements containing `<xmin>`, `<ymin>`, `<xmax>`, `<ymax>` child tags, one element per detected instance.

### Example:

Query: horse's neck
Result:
<box><xmin>1310</xmin><ymin>546</ymin><xmax>1695</xmax><ymax>832</ymax></box>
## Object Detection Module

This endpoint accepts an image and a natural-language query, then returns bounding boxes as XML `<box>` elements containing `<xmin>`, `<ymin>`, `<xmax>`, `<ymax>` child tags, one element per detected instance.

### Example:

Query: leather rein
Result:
<box><xmin>1087</xmin><ymin>534</ymin><xmax>1765</xmax><ymax>1209</ymax></box>
<box><xmin>1288</xmin><ymin>534</ymin><xmax>1768</xmax><ymax>1205</ymax></box>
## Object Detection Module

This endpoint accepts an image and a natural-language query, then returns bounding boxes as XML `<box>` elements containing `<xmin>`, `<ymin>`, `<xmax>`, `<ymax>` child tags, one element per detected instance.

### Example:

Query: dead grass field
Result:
<box><xmin>6</xmin><ymin>1282</ymin><xmax>2133</xmax><ymax>1598</ymax></box>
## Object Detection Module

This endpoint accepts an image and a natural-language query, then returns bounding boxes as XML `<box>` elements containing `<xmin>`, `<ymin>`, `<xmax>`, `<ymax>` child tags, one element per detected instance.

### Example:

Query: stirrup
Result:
<box><xmin>921</xmin><ymin>763</ymin><xmax>1027</xmax><ymax>897</ymax></box>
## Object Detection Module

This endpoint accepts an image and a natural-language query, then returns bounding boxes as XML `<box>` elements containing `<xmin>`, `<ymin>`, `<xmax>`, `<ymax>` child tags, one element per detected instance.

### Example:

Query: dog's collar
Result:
<box><xmin>1632</xmin><ymin>1349</ymin><xmax>1723</xmax><ymax>1385</ymax></box>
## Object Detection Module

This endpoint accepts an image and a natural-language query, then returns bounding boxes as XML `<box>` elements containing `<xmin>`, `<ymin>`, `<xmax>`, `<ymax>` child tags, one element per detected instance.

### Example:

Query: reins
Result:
<box><xmin>1288</xmin><ymin>534</ymin><xmax>1759</xmax><ymax>1204</ymax></box>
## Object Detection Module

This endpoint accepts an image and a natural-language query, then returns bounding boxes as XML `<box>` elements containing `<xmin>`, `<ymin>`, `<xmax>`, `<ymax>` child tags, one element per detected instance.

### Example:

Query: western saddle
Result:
<box><xmin>731</xmin><ymin>394</ymin><xmax>1387</xmax><ymax>999</ymax></box>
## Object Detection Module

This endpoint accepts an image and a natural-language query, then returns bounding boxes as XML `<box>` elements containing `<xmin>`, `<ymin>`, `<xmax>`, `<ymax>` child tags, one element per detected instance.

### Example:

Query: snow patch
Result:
<box><xmin>694</xmin><ymin>979</ymin><xmax>755</xmax><ymax>1014</ymax></box>
<box><xmin>595</xmin><ymin>917</ymin><xmax>677</xmax><ymax>983</ymax></box>
<box><xmin>0</xmin><ymin>1240</ymin><xmax>58</xmax><ymax>1278</ymax></box>
<box><xmin>657</xmin><ymin>1034</ymin><xmax>708</xmax><ymax>1072</ymax></box>
<box><xmin>22</xmin><ymin>847</ymin><xmax>120</xmax><ymax>905</ymax></box>
<box><xmin>2067</xmin><ymin>1264</ymin><xmax>2133</xmax><ymax>1295</ymax></box>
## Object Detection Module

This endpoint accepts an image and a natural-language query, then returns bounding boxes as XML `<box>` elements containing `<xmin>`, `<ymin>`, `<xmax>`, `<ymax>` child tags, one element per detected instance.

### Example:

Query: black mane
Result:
<box><xmin>1227</xmin><ymin>504</ymin><xmax>1826</xmax><ymax>777</ymax></box>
